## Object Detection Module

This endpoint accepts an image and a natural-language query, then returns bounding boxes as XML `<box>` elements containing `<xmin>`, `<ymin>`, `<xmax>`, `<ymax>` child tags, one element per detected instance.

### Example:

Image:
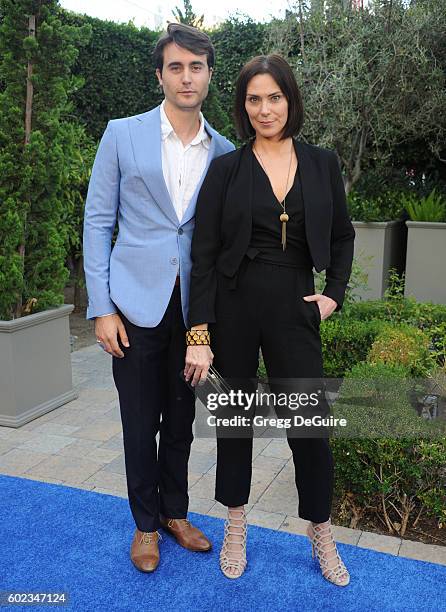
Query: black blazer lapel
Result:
<box><xmin>219</xmin><ymin>144</ymin><xmax>254</xmax><ymax>277</ymax></box>
<box><xmin>295</xmin><ymin>139</ymin><xmax>332</xmax><ymax>272</ymax></box>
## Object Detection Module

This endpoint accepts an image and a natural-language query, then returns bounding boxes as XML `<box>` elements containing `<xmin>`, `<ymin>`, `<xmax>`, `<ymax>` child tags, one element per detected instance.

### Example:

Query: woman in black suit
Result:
<box><xmin>184</xmin><ymin>55</ymin><xmax>355</xmax><ymax>583</ymax></box>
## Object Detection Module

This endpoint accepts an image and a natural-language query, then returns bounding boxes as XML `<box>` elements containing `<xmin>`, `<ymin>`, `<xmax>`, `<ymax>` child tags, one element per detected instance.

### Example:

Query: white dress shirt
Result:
<box><xmin>160</xmin><ymin>99</ymin><xmax>211</xmax><ymax>223</ymax></box>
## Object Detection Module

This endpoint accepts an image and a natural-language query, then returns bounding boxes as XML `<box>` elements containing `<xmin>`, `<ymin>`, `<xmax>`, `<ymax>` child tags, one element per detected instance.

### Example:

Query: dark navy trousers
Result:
<box><xmin>112</xmin><ymin>285</ymin><xmax>195</xmax><ymax>533</ymax></box>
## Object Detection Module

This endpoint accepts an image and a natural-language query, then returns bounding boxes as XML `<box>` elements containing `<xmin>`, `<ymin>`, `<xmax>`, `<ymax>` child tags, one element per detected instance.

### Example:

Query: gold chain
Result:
<box><xmin>253</xmin><ymin>140</ymin><xmax>294</xmax><ymax>250</ymax></box>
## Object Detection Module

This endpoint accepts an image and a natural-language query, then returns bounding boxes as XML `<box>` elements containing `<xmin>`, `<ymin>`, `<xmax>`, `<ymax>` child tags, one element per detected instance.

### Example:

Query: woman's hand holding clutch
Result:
<box><xmin>184</xmin><ymin>345</ymin><xmax>214</xmax><ymax>387</ymax></box>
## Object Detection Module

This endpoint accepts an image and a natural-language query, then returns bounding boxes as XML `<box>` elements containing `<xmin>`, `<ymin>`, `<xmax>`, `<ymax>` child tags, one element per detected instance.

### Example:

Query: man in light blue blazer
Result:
<box><xmin>83</xmin><ymin>23</ymin><xmax>234</xmax><ymax>573</ymax></box>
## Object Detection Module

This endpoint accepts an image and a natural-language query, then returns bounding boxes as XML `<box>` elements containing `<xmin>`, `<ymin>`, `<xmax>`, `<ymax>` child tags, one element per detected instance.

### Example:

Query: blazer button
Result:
<box><xmin>178</xmin><ymin>228</ymin><xmax>183</xmax><ymax>235</ymax></box>
<box><xmin>170</xmin><ymin>257</ymin><xmax>178</xmax><ymax>265</ymax></box>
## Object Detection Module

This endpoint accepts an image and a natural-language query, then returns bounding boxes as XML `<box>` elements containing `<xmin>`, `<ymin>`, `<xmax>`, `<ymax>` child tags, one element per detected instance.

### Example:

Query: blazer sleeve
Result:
<box><xmin>83</xmin><ymin>120</ymin><xmax>120</xmax><ymax>319</ymax></box>
<box><xmin>188</xmin><ymin>158</ymin><xmax>226</xmax><ymax>328</ymax></box>
<box><xmin>321</xmin><ymin>152</ymin><xmax>355</xmax><ymax>311</ymax></box>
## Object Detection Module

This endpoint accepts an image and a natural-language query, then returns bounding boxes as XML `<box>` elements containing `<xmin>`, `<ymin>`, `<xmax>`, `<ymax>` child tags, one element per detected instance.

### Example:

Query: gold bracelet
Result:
<box><xmin>186</xmin><ymin>330</ymin><xmax>210</xmax><ymax>346</ymax></box>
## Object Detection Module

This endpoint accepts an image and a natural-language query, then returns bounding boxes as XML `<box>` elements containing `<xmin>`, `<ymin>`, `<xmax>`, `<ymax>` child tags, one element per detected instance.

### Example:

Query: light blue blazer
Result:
<box><xmin>83</xmin><ymin>105</ymin><xmax>234</xmax><ymax>327</ymax></box>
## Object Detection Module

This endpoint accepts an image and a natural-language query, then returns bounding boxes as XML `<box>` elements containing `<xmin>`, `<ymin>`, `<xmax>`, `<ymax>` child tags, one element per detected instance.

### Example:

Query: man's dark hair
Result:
<box><xmin>153</xmin><ymin>23</ymin><xmax>215</xmax><ymax>72</ymax></box>
<box><xmin>234</xmin><ymin>54</ymin><xmax>304</xmax><ymax>141</ymax></box>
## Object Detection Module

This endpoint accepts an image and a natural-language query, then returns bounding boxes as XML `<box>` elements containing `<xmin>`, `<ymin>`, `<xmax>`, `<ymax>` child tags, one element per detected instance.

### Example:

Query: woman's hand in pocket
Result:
<box><xmin>303</xmin><ymin>294</ymin><xmax>337</xmax><ymax>321</ymax></box>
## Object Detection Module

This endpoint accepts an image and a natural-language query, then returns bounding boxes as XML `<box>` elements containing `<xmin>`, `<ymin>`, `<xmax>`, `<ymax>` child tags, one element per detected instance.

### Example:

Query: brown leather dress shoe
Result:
<box><xmin>160</xmin><ymin>517</ymin><xmax>212</xmax><ymax>552</ymax></box>
<box><xmin>130</xmin><ymin>529</ymin><xmax>161</xmax><ymax>573</ymax></box>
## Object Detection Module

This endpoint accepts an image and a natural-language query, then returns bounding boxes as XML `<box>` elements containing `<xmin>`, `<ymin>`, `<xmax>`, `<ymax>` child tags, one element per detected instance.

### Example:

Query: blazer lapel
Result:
<box><xmin>295</xmin><ymin>139</ymin><xmax>328</xmax><ymax>270</ymax></box>
<box><xmin>129</xmin><ymin>106</ymin><xmax>179</xmax><ymax>225</ymax></box>
<box><xmin>223</xmin><ymin>143</ymin><xmax>253</xmax><ymax>277</ymax></box>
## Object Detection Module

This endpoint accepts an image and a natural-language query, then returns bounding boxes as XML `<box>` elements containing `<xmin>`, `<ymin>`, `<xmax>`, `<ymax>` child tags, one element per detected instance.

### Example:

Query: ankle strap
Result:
<box><xmin>228</xmin><ymin>509</ymin><xmax>246</xmax><ymax>518</ymax></box>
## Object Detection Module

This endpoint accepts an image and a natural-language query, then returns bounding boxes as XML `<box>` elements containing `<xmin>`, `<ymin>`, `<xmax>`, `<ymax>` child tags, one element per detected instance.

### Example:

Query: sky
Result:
<box><xmin>59</xmin><ymin>0</ymin><xmax>292</xmax><ymax>30</ymax></box>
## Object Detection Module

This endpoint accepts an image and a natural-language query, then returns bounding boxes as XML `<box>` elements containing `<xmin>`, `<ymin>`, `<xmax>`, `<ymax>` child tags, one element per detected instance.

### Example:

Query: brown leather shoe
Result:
<box><xmin>130</xmin><ymin>529</ymin><xmax>161</xmax><ymax>573</ymax></box>
<box><xmin>160</xmin><ymin>517</ymin><xmax>212</xmax><ymax>552</ymax></box>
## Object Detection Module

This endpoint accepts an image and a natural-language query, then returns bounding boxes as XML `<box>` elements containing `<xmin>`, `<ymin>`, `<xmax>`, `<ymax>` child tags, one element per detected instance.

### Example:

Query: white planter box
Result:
<box><xmin>0</xmin><ymin>304</ymin><xmax>78</xmax><ymax>427</ymax></box>
<box><xmin>404</xmin><ymin>221</ymin><xmax>446</xmax><ymax>304</ymax></box>
<box><xmin>352</xmin><ymin>220</ymin><xmax>407</xmax><ymax>300</ymax></box>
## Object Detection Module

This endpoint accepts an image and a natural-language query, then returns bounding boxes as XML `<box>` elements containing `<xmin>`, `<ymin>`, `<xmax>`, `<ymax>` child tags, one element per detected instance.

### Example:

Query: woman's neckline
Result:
<box><xmin>251</xmin><ymin>142</ymin><xmax>299</xmax><ymax>205</ymax></box>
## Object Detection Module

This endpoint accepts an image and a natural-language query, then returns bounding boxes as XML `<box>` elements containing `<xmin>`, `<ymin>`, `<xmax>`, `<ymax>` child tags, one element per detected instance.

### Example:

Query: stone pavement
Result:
<box><xmin>0</xmin><ymin>344</ymin><xmax>445</xmax><ymax>567</ymax></box>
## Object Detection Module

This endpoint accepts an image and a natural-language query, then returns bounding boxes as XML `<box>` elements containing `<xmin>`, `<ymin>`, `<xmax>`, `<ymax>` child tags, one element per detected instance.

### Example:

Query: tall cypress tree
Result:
<box><xmin>0</xmin><ymin>0</ymin><xmax>90</xmax><ymax>320</ymax></box>
<box><xmin>172</xmin><ymin>0</ymin><xmax>204</xmax><ymax>28</ymax></box>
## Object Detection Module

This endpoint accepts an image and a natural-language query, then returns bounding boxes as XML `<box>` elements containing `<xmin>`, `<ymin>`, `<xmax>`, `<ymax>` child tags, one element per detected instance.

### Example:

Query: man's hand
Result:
<box><xmin>95</xmin><ymin>314</ymin><xmax>129</xmax><ymax>358</ymax></box>
<box><xmin>303</xmin><ymin>294</ymin><xmax>337</xmax><ymax>321</ymax></box>
<box><xmin>184</xmin><ymin>345</ymin><xmax>214</xmax><ymax>387</ymax></box>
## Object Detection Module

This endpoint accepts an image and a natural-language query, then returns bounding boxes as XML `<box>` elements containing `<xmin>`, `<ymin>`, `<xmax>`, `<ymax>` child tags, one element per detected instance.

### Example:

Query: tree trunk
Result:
<box><xmin>24</xmin><ymin>16</ymin><xmax>35</xmax><ymax>146</ymax></box>
<box><xmin>73</xmin><ymin>254</ymin><xmax>85</xmax><ymax>313</ymax></box>
<box><xmin>15</xmin><ymin>14</ymin><xmax>36</xmax><ymax>319</ymax></box>
<box><xmin>298</xmin><ymin>1</ymin><xmax>306</xmax><ymax>62</ymax></box>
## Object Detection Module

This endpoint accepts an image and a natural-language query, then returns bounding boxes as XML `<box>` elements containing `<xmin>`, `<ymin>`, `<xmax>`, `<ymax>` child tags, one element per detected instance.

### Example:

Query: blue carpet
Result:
<box><xmin>1</xmin><ymin>475</ymin><xmax>445</xmax><ymax>612</ymax></box>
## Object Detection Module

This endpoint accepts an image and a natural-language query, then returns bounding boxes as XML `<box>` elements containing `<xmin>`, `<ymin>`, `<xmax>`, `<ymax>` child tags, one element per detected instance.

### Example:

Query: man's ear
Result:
<box><xmin>155</xmin><ymin>67</ymin><xmax>163</xmax><ymax>88</ymax></box>
<box><xmin>208</xmin><ymin>67</ymin><xmax>213</xmax><ymax>83</ymax></box>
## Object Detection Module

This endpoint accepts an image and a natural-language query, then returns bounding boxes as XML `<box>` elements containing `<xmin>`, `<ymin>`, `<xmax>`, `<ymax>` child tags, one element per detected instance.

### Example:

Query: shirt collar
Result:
<box><xmin>160</xmin><ymin>100</ymin><xmax>210</xmax><ymax>149</ymax></box>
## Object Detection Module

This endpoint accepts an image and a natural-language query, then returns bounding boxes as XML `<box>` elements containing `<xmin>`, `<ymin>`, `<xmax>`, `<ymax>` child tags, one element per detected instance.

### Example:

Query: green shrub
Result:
<box><xmin>367</xmin><ymin>324</ymin><xmax>434</xmax><ymax>378</ymax></box>
<box><xmin>331</xmin><ymin>361</ymin><xmax>446</xmax><ymax>532</ymax></box>
<box><xmin>333</xmin><ymin>360</ymin><xmax>443</xmax><ymax>436</ymax></box>
<box><xmin>347</xmin><ymin>190</ymin><xmax>405</xmax><ymax>222</ymax></box>
<box><xmin>320</xmin><ymin>318</ymin><xmax>386</xmax><ymax>378</ymax></box>
<box><xmin>332</xmin><ymin>435</ymin><xmax>446</xmax><ymax>533</ymax></box>
<box><xmin>403</xmin><ymin>188</ymin><xmax>446</xmax><ymax>223</ymax></box>
<box><xmin>0</xmin><ymin>1</ymin><xmax>90</xmax><ymax>320</ymax></box>
<box><xmin>341</xmin><ymin>296</ymin><xmax>446</xmax><ymax>331</ymax></box>
<box><xmin>341</xmin><ymin>267</ymin><xmax>446</xmax><ymax>331</ymax></box>
<box><xmin>429</xmin><ymin>322</ymin><xmax>446</xmax><ymax>368</ymax></box>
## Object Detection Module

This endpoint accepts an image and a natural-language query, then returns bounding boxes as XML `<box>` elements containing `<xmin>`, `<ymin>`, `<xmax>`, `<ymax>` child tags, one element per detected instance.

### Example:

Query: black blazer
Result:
<box><xmin>188</xmin><ymin>139</ymin><xmax>355</xmax><ymax>328</ymax></box>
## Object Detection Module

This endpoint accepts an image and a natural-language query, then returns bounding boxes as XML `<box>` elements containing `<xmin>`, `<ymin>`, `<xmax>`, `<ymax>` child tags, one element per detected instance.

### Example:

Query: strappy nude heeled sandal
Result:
<box><xmin>220</xmin><ymin>508</ymin><xmax>248</xmax><ymax>579</ymax></box>
<box><xmin>307</xmin><ymin>518</ymin><xmax>350</xmax><ymax>587</ymax></box>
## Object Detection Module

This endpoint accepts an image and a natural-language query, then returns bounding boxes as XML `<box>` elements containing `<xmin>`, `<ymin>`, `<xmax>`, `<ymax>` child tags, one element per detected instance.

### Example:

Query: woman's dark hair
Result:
<box><xmin>234</xmin><ymin>54</ymin><xmax>304</xmax><ymax>140</ymax></box>
<box><xmin>153</xmin><ymin>23</ymin><xmax>215</xmax><ymax>73</ymax></box>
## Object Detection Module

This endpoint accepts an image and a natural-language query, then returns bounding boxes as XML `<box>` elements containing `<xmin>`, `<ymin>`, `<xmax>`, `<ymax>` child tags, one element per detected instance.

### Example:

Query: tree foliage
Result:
<box><xmin>0</xmin><ymin>0</ymin><xmax>90</xmax><ymax>319</ymax></box>
<box><xmin>268</xmin><ymin>0</ymin><xmax>446</xmax><ymax>193</ymax></box>
<box><xmin>172</xmin><ymin>0</ymin><xmax>204</xmax><ymax>28</ymax></box>
<box><xmin>211</xmin><ymin>15</ymin><xmax>268</xmax><ymax>141</ymax></box>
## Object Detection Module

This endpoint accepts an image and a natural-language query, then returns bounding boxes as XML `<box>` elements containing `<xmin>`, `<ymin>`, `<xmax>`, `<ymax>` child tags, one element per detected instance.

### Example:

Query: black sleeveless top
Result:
<box><xmin>247</xmin><ymin>146</ymin><xmax>313</xmax><ymax>269</ymax></box>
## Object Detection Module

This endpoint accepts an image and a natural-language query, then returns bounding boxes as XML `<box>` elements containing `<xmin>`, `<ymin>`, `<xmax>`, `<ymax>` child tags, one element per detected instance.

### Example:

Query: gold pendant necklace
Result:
<box><xmin>253</xmin><ymin>141</ymin><xmax>294</xmax><ymax>251</ymax></box>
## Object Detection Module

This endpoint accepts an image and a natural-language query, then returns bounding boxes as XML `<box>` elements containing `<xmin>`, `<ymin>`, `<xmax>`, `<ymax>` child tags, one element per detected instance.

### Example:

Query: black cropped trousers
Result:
<box><xmin>210</xmin><ymin>257</ymin><xmax>334</xmax><ymax>524</ymax></box>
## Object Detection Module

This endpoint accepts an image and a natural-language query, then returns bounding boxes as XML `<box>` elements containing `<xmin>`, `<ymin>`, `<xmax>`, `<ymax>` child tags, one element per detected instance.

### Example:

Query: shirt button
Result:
<box><xmin>178</xmin><ymin>228</ymin><xmax>183</xmax><ymax>235</ymax></box>
<box><xmin>170</xmin><ymin>257</ymin><xmax>178</xmax><ymax>265</ymax></box>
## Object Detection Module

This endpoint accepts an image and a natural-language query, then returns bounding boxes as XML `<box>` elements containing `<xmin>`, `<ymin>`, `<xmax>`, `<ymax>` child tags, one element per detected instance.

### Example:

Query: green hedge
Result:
<box><xmin>332</xmin><ymin>361</ymin><xmax>446</xmax><ymax>532</ymax></box>
<box><xmin>320</xmin><ymin>318</ymin><xmax>386</xmax><ymax>378</ymax></box>
<box><xmin>60</xmin><ymin>12</ymin><xmax>161</xmax><ymax>140</ymax></box>
<box><xmin>341</xmin><ymin>298</ymin><xmax>446</xmax><ymax>329</ymax></box>
<box><xmin>59</xmin><ymin>11</ymin><xmax>265</xmax><ymax>142</ymax></box>
<box><xmin>367</xmin><ymin>323</ymin><xmax>434</xmax><ymax>378</ymax></box>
